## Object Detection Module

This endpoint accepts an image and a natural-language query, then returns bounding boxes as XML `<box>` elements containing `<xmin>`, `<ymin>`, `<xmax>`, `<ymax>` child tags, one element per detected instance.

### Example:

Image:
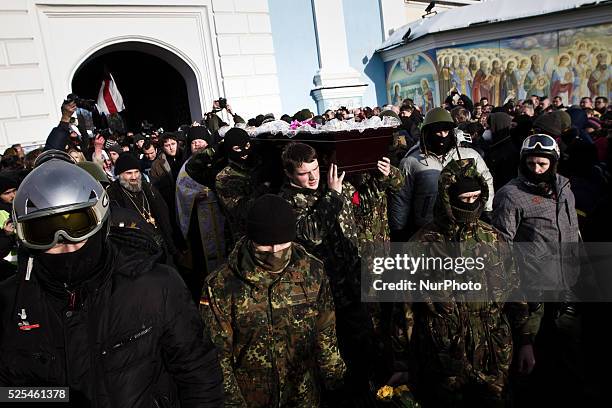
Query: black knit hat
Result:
<box><xmin>134</xmin><ymin>133</ymin><xmax>146</xmax><ymax>144</ymax></box>
<box><xmin>449</xmin><ymin>177</ymin><xmax>481</xmax><ymax>198</ymax></box>
<box><xmin>247</xmin><ymin>194</ymin><xmax>296</xmax><ymax>245</ymax></box>
<box><xmin>533</xmin><ymin>113</ymin><xmax>562</xmax><ymax>137</ymax></box>
<box><xmin>108</xmin><ymin>143</ymin><xmax>124</xmax><ymax>155</ymax></box>
<box><xmin>0</xmin><ymin>175</ymin><xmax>18</xmax><ymax>194</ymax></box>
<box><xmin>187</xmin><ymin>126</ymin><xmax>212</xmax><ymax>145</ymax></box>
<box><xmin>114</xmin><ymin>153</ymin><xmax>141</xmax><ymax>176</ymax></box>
<box><xmin>224</xmin><ymin>127</ymin><xmax>250</xmax><ymax>150</ymax></box>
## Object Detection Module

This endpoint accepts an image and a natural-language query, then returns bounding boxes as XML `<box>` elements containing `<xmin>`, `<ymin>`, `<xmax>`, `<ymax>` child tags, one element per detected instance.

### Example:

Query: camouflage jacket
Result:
<box><xmin>215</xmin><ymin>161</ymin><xmax>268</xmax><ymax>244</ymax></box>
<box><xmin>349</xmin><ymin>167</ymin><xmax>404</xmax><ymax>343</ymax></box>
<box><xmin>351</xmin><ymin>166</ymin><xmax>404</xmax><ymax>253</ymax></box>
<box><xmin>279</xmin><ymin>182</ymin><xmax>361</xmax><ymax>308</ymax></box>
<box><xmin>201</xmin><ymin>239</ymin><xmax>346</xmax><ymax>408</ymax></box>
<box><xmin>396</xmin><ymin>159</ymin><xmax>530</xmax><ymax>401</ymax></box>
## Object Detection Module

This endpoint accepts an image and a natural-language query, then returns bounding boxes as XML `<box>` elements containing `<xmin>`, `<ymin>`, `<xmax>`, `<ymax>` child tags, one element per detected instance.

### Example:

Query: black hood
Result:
<box><xmin>107</xmin><ymin>226</ymin><xmax>163</xmax><ymax>278</ymax></box>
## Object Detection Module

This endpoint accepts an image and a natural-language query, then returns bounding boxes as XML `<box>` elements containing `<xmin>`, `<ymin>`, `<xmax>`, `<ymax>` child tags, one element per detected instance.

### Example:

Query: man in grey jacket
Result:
<box><xmin>492</xmin><ymin>134</ymin><xmax>584</xmax><ymax>406</ymax></box>
<box><xmin>390</xmin><ymin>107</ymin><xmax>494</xmax><ymax>240</ymax></box>
<box><xmin>492</xmin><ymin>133</ymin><xmax>580</xmax><ymax>307</ymax></box>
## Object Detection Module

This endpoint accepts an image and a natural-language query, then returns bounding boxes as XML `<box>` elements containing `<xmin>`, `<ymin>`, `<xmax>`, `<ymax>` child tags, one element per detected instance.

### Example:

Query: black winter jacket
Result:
<box><xmin>0</xmin><ymin>227</ymin><xmax>223</xmax><ymax>407</ymax></box>
<box><xmin>106</xmin><ymin>180</ymin><xmax>178</xmax><ymax>256</ymax></box>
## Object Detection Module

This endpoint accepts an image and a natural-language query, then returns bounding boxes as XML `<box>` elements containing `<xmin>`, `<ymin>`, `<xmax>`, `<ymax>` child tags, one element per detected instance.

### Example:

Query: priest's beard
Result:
<box><xmin>119</xmin><ymin>176</ymin><xmax>142</xmax><ymax>193</ymax></box>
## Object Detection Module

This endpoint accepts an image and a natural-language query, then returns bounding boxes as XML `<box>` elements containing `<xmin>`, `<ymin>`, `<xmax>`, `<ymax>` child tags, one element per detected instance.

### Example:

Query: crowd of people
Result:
<box><xmin>0</xmin><ymin>88</ymin><xmax>610</xmax><ymax>407</ymax></box>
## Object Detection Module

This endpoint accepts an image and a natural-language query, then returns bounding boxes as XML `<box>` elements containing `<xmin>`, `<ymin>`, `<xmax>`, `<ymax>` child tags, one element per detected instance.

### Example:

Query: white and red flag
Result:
<box><xmin>96</xmin><ymin>73</ymin><xmax>125</xmax><ymax>115</ymax></box>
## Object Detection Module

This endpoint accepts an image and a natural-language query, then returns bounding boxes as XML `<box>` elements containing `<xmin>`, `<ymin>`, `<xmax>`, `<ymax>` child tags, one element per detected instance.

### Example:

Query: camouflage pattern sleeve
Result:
<box><xmin>215</xmin><ymin>171</ymin><xmax>248</xmax><ymax>218</ymax></box>
<box><xmin>513</xmin><ymin>303</ymin><xmax>544</xmax><ymax>345</ymax></box>
<box><xmin>389</xmin><ymin>302</ymin><xmax>414</xmax><ymax>372</ymax></box>
<box><xmin>314</xmin><ymin>266</ymin><xmax>346</xmax><ymax>390</ymax></box>
<box><xmin>378</xmin><ymin>164</ymin><xmax>405</xmax><ymax>193</ymax></box>
<box><xmin>293</xmin><ymin>190</ymin><xmax>344</xmax><ymax>246</ymax></box>
<box><xmin>215</xmin><ymin>167</ymin><xmax>268</xmax><ymax>240</ymax></box>
<box><xmin>201</xmin><ymin>280</ymin><xmax>248</xmax><ymax>407</ymax></box>
<box><xmin>389</xmin><ymin>161</ymin><xmax>414</xmax><ymax>232</ymax></box>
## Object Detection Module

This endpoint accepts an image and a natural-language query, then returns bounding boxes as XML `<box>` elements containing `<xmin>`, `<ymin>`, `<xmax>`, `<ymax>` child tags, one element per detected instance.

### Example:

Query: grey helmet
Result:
<box><xmin>34</xmin><ymin>149</ymin><xmax>76</xmax><ymax>167</ymax></box>
<box><xmin>13</xmin><ymin>157</ymin><xmax>109</xmax><ymax>250</ymax></box>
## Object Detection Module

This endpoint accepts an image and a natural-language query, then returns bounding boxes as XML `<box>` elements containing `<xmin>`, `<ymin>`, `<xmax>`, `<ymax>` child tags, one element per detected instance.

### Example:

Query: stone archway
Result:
<box><xmin>71</xmin><ymin>41</ymin><xmax>203</xmax><ymax>131</ymax></box>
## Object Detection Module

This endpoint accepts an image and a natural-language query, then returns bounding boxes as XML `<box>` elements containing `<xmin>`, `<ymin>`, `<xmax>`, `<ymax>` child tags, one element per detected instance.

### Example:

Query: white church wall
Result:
<box><xmin>0</xmin><ymin>0</ymin><xmax>54</xmax><ymax>148</ymax></box>
<box><xmin>0</xmin><ymin>0</ymin><xmax>283</xmax><ymax>148</ymax></box>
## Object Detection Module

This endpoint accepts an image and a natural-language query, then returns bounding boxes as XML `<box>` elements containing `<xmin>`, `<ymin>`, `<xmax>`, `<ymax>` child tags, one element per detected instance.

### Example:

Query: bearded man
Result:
<box><xmin>106</xmin><ymin>153</ymin><xmax>178</xmax><ymax>262</ymax></box>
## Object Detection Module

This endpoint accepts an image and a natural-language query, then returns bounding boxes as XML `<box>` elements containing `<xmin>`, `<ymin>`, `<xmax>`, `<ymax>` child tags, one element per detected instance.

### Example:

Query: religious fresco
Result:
<box><xmin>385</xmin><ymin>23</ymin><xmax>612</xmax><ymax>108</ymax></box>
<box><xmin>386</xmin><ymin>52</ymin><xmax>438</xmax><ymax>113</ymax></box>
<box><xmin>559</xmin><ymin>25</ymin><xmax>612</xmax><ymax>104</ymax></box>
<box><xmin>436</xmin><ymin>41</ymin><xmax>503</xmax><ymax>105</ymax></box>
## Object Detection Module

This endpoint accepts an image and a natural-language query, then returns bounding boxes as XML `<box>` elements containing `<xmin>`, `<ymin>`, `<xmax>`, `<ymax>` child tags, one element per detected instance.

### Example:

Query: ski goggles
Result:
<box><xmin>15</xmin><ymin>197</ymin><xmax>108</xmax><ymax>250</ymax></box>
<box><xmin>521</xmin><ymin>134</ymin><xmax>559</xmax><ymax>154</ymax></box>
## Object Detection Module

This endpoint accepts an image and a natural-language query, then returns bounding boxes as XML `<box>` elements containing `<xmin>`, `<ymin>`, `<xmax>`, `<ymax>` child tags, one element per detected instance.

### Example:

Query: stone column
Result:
<box><xmin>310</xmin><ymin>0</ymin><xmax>367</xmax><ymax>113</ymax></box>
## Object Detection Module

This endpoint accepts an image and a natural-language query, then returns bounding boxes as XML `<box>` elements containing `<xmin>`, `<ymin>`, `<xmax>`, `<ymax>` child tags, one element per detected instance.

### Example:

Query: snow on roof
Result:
<box><xmin>377</xmin><ymin>0</ymin><xmax>608</xmax><ymax>51</ymax></box>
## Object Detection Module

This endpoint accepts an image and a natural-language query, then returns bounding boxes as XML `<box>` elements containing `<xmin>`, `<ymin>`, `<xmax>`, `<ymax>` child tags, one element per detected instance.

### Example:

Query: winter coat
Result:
<box><xmin>402</xmin><ymin>159</ymin><xmax>529</xmax><ymax>406</ymax></box>
<box><xmin>492</xmin><ymin>174</ymin><xmax>581</xmax><ymax>301</ymax></box>
<box><xmin>106</xmin><ymin>179</ymin><xmax>178</xmax><ymax>255</ymax></box>
<box><xmin>0</xmin><ymin>227</ymin><xmax>223</xmax><ymax>408</ymax></box>
<box><xmin>150</xmin><ymin>152</ymin><xmax>182</xmax><ymax>193</ymax></box>
<box><xmin>215</xmin><ymin>161</ymin><xmax>269</xmax><ymax>245</ymax></box>
<box><xmin>492</xmin><ymin>173</ymin><xmax>579</xmax><ymax>243</ymax></box>
<box><xmin>482</xmin><ymin>112</ymin><xmax>521</xmax><ymax>191</ymax></box>
<box><xmin>176</xmin><ymin>156</ymin><xmax>226</xmax><ymax>273</ymax></box>
<box><xmin>150</xmin><ymin>152</ymin><xmax>185</xmax><ymax>246</ymax></box>
<box><xmin>351</xmin><ymin>166</ymin><xmax>404</xmax><ymax>253</ymax></box>
<box><xmin>279</xmin><ymin>182</ymin><xmax>360</xmax><ymax>309</ymax></box>
<box><xmin>390</xmin><ymin>143</ymin><xmax>494</xmax><ymax>236</ymax></box>
<box><xmin>44</xmin><ymin>121</ymin><xmax>89</xmax><ymax>152</ymax></box>
<box><xmin>201</xmin><ymin>238</ymin><xmax>345</xmax><ymax>408</ymax></box>
<box><xmin>566</xmin><ymin>107</ymin><xmax>593</xmax><ymax>144</ymax></box>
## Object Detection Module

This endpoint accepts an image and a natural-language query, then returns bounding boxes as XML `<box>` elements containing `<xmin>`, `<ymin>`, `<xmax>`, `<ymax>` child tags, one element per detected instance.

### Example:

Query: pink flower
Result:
<box><xmin>290</xmin><ymin>119</ymin><xmax>316</xmax><ymax>130</ymax></box>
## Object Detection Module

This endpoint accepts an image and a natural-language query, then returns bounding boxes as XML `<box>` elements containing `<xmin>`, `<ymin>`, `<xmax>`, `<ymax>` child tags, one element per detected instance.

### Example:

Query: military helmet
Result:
<box><xmin>520</xmin><ymin>134</ymin><xmax>560</xmax><ymax>162</ymax></box>
<box><xmin>422</xmin><ymin>107</ymin><xmax>455</xmax><ymax>130</ymax></box>
<box><xmin>13</xmin><ymin>156</ymin><xmax>109</xmax><ymax>250</ymax></box>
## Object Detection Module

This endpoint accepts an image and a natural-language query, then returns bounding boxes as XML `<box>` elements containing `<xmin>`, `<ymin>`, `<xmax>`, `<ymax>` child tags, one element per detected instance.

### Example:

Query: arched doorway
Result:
<box><xmin>71</xmin><ymin>41</ymin><xmax>202</xmax><ymax>133</ymax></box>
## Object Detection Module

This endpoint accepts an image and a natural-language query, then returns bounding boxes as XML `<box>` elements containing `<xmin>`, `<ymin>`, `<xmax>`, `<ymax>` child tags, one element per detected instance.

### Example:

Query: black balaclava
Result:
<box><xmin>224</xmin><ymin>128</ymin><xmax>252</xmax><ymax>163</ymax></box>
<box><xmin>520</xmin><ymin>154</ymin><xmax>557</xmax><ymax>185</ymax></box>
<box><xmin>425</xmin><ymin>123</ymin><xmax>456</xmax><ymax>155</ymax></box>
<box><xmin>36</xmin><ymin>225</ymin><xmax>106</xmax><ymax>288</ymax></box>
<box><xmin>401</xmin><ymin>117</ymin><xmax>413</xmax><ymax>131</ymax></box>
<box><xmin>449</xmin><ymin>177</ymin><xmax>483</xmax><ymax>223</ymax></box>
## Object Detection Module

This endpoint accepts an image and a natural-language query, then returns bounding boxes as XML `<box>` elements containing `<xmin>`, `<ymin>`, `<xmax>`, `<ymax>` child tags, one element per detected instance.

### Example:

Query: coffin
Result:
<box><xmin>254</xmin><ymin>126</ymin><xmax>397</xmax><ymax>174</ymax></box>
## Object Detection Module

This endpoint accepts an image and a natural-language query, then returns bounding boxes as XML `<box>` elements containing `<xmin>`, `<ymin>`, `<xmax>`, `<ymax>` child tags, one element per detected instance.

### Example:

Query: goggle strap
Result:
<box><xmin>25</xmin><ymin>257</ymin><xmax>33</xmax><ymax>281</ymax></box>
